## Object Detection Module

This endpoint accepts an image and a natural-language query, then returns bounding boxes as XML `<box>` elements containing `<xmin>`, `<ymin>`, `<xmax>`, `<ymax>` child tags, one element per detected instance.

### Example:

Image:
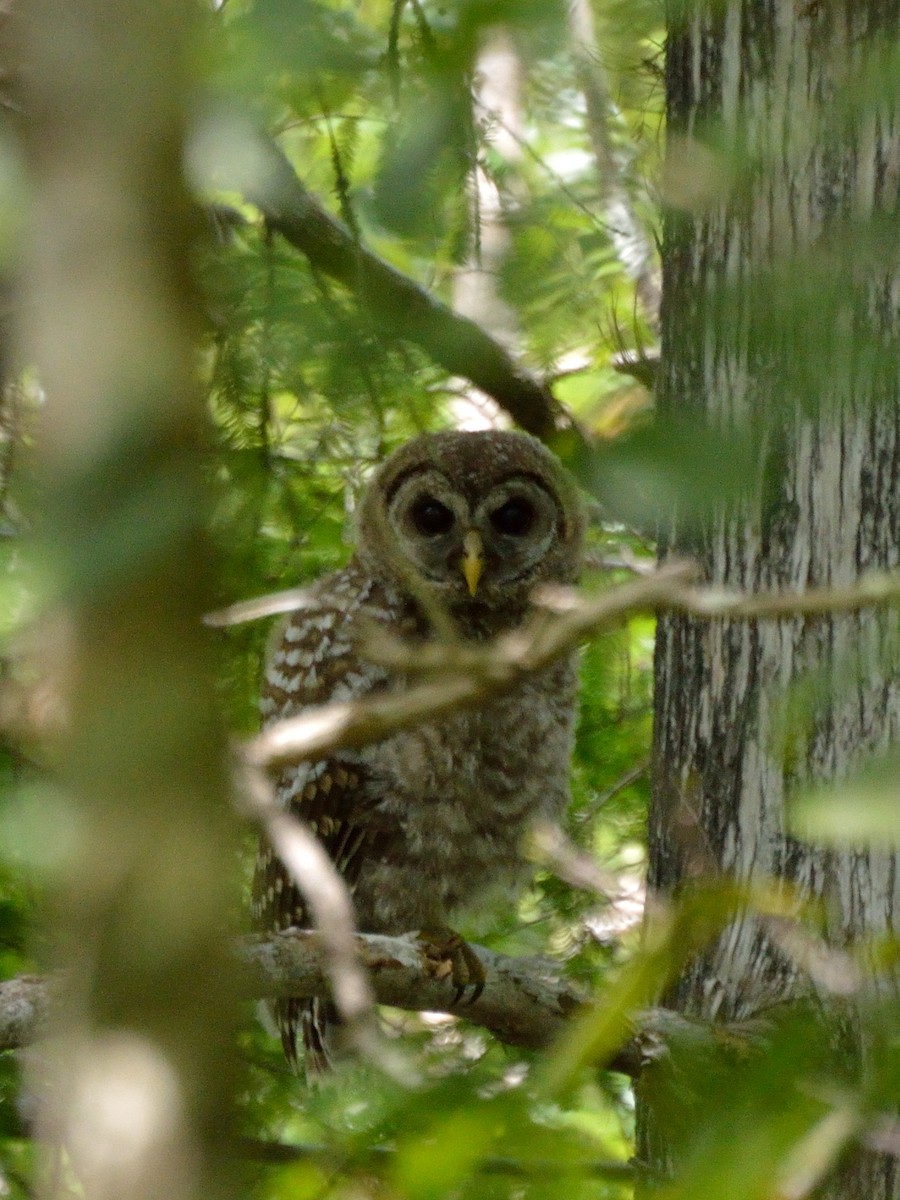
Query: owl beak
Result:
<box><xmin>461</xmin><ymin>529</ymin><xmax>484</xmax><ymax>596</ymax></box>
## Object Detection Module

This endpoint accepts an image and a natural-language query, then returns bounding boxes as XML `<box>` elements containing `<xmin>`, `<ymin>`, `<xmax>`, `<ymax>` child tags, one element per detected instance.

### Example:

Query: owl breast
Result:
<box><xmin>351</xmin><ymin>653</ymin><xmax>579</xmax><ymax>932</ymax></box>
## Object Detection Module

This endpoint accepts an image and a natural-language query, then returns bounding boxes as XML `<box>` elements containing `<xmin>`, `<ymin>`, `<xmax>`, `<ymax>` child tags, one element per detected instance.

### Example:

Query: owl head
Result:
<box><xmin>356</xmin><ymin>430</ymin><xmax>584</xmax><ymax>615</ymax></box>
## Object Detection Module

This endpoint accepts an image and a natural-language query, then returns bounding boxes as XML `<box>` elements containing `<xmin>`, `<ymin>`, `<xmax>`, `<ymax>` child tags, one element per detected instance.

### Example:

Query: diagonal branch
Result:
<box><xmin>226</xmin><ymin>126</ymin><xmax>573</xmax><ymax>441</ymax></box>
<box><xmin>237</xmin><ymin>763</ymin><xmax>384</xmax><ymax>1067</ymax></box>
<box><xmin>245</xmin><ymin>560</ymin><xmax>699</xmax><ymax>771</ymax></box>
<box><xmin>246</xmin><ymin>562</ymin><xmax>900</xmax><ymax>773</ymax></box>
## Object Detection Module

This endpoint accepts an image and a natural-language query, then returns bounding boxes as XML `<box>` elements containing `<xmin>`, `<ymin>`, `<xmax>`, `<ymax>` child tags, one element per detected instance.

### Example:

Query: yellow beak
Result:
<box><xmin>461</xmin><ymin>529</ymin><xmax>484</xmax><ymax>597</ymax></box>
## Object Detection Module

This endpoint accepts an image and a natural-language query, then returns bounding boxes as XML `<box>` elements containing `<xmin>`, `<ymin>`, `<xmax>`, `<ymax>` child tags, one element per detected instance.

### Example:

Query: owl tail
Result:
<box><xmin>277</xmin><ymin>995</ymin><xmax>337</xmax><ymax>1078</ymax></box>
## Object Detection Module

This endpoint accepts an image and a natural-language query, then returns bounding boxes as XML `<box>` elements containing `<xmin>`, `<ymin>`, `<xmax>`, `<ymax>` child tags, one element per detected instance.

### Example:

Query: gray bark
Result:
<box><xmin>646</xmin><ymin>1</ymin><xmax>900</xmax><ymax>1196</ymax></box>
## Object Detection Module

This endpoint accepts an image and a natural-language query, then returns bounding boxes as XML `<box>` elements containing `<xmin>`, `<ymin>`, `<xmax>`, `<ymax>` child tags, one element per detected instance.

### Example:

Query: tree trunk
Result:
<box><xmin>20</xmin><ymin>5</ymin><xmax>241</xmax><ymax>1200</ymax></box>
<box><xmin>644</xmin><ymin>1</ymin><xmax>899</xmax><ymax>1196</ymax></box>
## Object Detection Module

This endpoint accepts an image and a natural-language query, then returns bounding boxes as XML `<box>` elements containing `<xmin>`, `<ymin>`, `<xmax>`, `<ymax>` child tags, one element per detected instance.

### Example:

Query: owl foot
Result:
<box><xmin>418</xmin><ymin>926</ymin><xmax>485</xmax><ymax>1006</ymax></box>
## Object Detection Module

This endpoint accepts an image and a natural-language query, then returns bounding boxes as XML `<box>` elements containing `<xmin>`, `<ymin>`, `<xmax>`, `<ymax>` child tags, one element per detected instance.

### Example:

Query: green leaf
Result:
<box><xmin>791</xmin><ymin>753</ymin><xmax>900</xmax><ymax>847</ymax></box>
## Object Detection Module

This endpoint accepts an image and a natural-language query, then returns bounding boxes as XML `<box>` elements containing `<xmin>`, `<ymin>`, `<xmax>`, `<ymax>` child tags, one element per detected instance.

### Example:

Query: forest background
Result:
<box><xmin>0</xmin><ymin>2</ymin><xmax>897</xmax><ymax>1200</ymax></box>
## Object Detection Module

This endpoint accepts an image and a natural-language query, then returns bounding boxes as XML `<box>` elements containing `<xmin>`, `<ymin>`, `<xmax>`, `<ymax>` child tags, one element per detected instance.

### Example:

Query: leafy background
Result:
<box><xmin>0</xmin><ymin>2</ymin><xmax>896</xmax><ymax>1199</ymax></box>
<box><xmin>208</xmin><ymin>0</ymin><xmax>659</xmax><ymax>1190</ymax></box>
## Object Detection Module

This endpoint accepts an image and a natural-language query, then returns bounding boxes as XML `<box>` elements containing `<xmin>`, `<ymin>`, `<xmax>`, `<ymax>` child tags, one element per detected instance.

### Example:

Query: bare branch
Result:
<box><xmin>0</xmin><ymin>944</ymin><xmax>773</xmax><ymax>1082</ymax></box>
<box><xmin>671</xmin><ymin>570</ymin><xmax>900</xmax><ymax>620</ymax></box>
<box><xmin>241</xmin><ymin>929</ymin><xmax>581</xmax><ymax>1053</ymax></box>
<box><xmin>245</xmin><ymin>560</ymin><xmax>700</xmax><ymax>771</ymax></box>
<box><xmin>204</xmin><ymin>547</ymin><xmax>655</xmax><ymax>630</ymax></box>
<box><xmin>0</xmin><ymin>937</ymin><xmax>581</xmax><ymax>1058</ymax></box>
<box><xmin>611</xmin><ymin>347</ymin><xmax>660</xmax><ymax>389</ymax></box>
<box><xmin>246</xmin><ymin>562</ymin><xmax>900</xmax><ymax>773</ymax></box>
<box><xmin>577</xmin><ymin>758</ymin><xmax>650</xmax><ymax>822</ymax></box>
<box><xmin>204</xmin><ymin>585</ymin><xmax>319</xmax><ymax>628</ymax></box>
<box><xmin>237</xmin><ymin>763</ymin><xmax>413</xmax><ymax>1082</ymax></box>
<box><xmin>530</xmin><ymin>820</ymin><xmax>627</xmax><ymax>900</ymax></box>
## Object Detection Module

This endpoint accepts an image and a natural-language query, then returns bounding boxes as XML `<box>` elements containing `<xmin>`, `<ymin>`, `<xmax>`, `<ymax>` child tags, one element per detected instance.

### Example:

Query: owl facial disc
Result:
<box><xmin>356</xmin><ymin>430</ymin><xmax>584</xmax><ymax>610</ymax></box>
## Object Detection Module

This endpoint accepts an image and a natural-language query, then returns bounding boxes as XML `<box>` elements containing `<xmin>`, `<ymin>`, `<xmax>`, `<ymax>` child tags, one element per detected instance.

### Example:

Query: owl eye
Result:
<box><xmin>411</xmin><ymin>495</ymin><xmax>455</xmax><ymax>536</ymax></box>
<box><xmin>490</xmin><ymin>496</ymin><xmax>535</xmax><ymax>536</ymax></box>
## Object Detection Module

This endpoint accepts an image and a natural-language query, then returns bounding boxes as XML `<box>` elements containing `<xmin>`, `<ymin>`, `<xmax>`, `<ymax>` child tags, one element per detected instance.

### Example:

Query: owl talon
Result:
<box><xmin>457</xmin><ymin>938</ymin><xmax>485</xmax><ymax>1005</ymax></box>
<box><xmin>419</xmin><ymin>926</ymin><xmax>486</xmax><ymax>1006</ymax></box>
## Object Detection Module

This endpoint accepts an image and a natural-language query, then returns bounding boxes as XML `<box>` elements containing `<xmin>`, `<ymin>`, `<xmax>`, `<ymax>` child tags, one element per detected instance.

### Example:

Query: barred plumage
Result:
<box><xmin>253</xmin><ymin>430</ymin><xmax>584</xmax><ymax>1069</ymax></box>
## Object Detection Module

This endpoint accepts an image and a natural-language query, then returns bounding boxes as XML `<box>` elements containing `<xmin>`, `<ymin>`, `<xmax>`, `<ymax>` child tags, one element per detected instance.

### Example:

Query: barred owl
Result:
<box><xmin>252</xmin><ymin>429</ymin><xmax>584</xmax><ymax>1069</ymax></box>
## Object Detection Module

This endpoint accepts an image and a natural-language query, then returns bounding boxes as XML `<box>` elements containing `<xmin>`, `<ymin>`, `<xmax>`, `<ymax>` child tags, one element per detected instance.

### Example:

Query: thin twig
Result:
<box><xmin>672</xmin><ymin>571</ymin><xmax>900</xmax><ymax>619</ymax></box>
<box><xmin>204</xmin><ymin>548</ymin><xmax>654</xmax><ymax>629</ymax></box>
<box><xmin>245</xmin><ymin>561</ymin><xmax>699</xmax><ymax>771</ymax></box>
<box><xmin>578</xmin><ymin>758</ymin><xmax>649</xmax><ymax>822</ymax></box>
<box><xmin>204</xmin><ymin>586</ymin><xmax>320</xmax><ymax>628</ymax></box>
<box><xmin>237</xmin><ymin>761</ymin><xmax>415</xmax><ymax>1083</ymax></box>
<box><xmin>530</xmin><ymin>820</ymin><xmax>624</xmax><ymax>899</ymax></box>
<box><xmin>245</xmin><ymin>562</ymin><xmax>900</xmax><ymax>773</ymax></box>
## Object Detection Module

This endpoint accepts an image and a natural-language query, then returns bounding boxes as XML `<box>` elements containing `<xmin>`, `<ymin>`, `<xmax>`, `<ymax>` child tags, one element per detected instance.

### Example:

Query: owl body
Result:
<box><xmin>254</xmin><ymin>430</ymin><xmax>584</xmax><ymax>1066</ymax></box>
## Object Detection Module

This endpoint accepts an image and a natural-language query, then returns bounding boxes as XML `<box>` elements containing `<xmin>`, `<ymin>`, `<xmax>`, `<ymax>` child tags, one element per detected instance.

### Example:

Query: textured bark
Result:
<box><xmin>646</xmin><ymin>1</ymin><xmax>900</xmax><ymax>1196</ymax></box>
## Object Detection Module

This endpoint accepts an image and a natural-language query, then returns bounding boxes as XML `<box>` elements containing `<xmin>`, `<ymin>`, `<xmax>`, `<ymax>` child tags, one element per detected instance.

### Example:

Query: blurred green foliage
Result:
<box><xmin>0</xmin><ymin>1</ymin><xmax>896</xmax><ymax>1198</ymax></box>
<box><xmin>201</xmin><ymin>2</ymin><xmax>664</xmax><ymax>1193</ymax></box>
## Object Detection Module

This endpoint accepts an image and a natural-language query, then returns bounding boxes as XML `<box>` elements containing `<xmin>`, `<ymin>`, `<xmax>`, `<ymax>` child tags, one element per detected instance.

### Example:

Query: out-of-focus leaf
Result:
<box><xmin>585</xmin><ymin>415</ymin><xmax>758</xmax><ymax>530</ymax></box>
<box><xmin>645</xmin><ymin>1007</ymin><xmax>858</xmax><ymax>1200</ymax></box>
<box><xmin>791</xmin><ymin>752</ymin><xmax>900</xmax><ymax>847</ymax></box>
<box><xmin>540</xmin><ymin>879</ymin><xmax>801</xmax><ymax>1097</ymax></box>
<box><xmin>391</xmin><ymin>1109</ymin><xmax>496</xmax><ymax>1200</ymax></box>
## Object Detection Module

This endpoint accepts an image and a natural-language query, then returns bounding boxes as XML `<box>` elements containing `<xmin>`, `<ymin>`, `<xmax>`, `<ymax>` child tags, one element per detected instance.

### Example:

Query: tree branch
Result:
<box><xmin>224</xmin><ymin>125</ymin><xmax>573</xmax><ymax>441</ymax></box>
<box><xmin>0</xmin><ymin>935</ymin><xmax>581</xmax><ymax>1057</ymax></box>
<box><xmin>237</xmin><ymin>762</ymin><xmax>400</xmax><ymax>1075</ymax></box>
<box><xmin>241</xmin><ymin>929</ymin><xmax>582</xmax><ymax>1054</ymax></box>
<box><xmin>246</xmin><ymin>562</ymin><xmax>900</xmax><ymax>772</ymax></box>
<box><xmin>245</xmin><ymin>560</ymin><xmax>700</xmax><ymax>771</ymax></box>
<box><xmin>0</xmin><ymin>938</ymin><xmax>773</xmax><ymax>1085</ymax></box>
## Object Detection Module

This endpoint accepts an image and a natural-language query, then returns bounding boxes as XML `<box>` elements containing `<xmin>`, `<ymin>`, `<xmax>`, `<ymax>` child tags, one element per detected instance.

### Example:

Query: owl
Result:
<box><xmin>252</xmin><ymin>429</ymin><xmax>585</xmax><ymax>1069</ymax></box>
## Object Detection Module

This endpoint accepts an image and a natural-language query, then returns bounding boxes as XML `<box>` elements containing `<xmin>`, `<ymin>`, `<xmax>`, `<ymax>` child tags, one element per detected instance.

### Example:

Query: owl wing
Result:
<box><xmin>251</xmin><ymin>565</ymin><xmax>392</xmax><ymax>1067</ymax></box>
<box><xmin>251</xmin><ymin>758</ymin><xmax>373</xmax><ymax>1072</ymax></box>
<box><xmin>250</xmin><ymin>760</ymin><xmax>373</xmax><ymax>934</ymax></box>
